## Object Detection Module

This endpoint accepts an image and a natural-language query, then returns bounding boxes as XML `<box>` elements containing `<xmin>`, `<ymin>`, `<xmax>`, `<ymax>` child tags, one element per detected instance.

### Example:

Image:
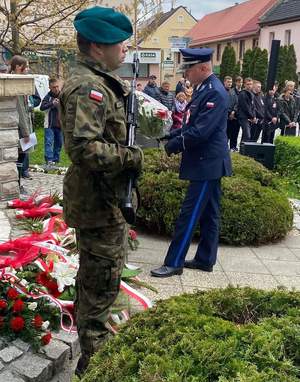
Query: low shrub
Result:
<box><xmin>221</xmin><ymin>176</ymin><xmax>293</xmax><ymax>245</ymax></box>
<box><xmin>138</xmin><ymin>149</ymin><xmax>293</xmax><ymax>245</ymax></box>
<box><xmin>275</xmin><ymin>136</ymin><xmax>300</xmax><ymax>183</ymax></box>
<box><xmin>82</xmin><ymin>287</ymin><xmax>300</xmax><ymax>382</ymax></box>
<box><xmin>33</xmin><ymin>110</ymin><xmax>45</xmax><ymax>130</ymax></box>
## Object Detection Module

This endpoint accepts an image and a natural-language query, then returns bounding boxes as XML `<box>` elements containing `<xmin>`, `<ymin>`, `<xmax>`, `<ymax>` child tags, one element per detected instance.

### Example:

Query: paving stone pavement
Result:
<box><xmin>1</xmin><ymin>170</ymin><xmax>300</xmax><ymax>381</ymax></box>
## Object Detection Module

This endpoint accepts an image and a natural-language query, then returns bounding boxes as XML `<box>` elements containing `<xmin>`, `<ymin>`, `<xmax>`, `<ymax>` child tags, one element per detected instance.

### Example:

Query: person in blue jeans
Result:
<box><xmin>40</xmin><ymin>78</ymin><xmax>63</xmax><ymax>165</ymax></box>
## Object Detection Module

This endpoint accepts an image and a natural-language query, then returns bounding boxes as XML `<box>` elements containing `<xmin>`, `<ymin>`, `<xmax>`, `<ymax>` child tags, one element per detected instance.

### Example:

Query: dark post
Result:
<box><xmin>266</xmin><ymin>39</ymin><xmax>280</xmax><ymax>91</ymax></box>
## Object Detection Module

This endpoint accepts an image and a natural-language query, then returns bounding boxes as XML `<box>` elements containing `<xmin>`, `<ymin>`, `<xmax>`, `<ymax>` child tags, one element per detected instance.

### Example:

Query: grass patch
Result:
<box><xmin>30</xmin><ymin>127</ymin><xmax>70</xmax><ymax>167</ymax></box>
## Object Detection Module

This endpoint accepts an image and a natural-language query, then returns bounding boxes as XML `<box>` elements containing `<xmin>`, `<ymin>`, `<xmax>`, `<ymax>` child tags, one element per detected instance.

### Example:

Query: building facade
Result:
<box><xmin>186</xmin><ymin>0</ymin><xmax>277</xmax><ymax>74</ymax></box>
<box><xmin>139</xmin><ymin>6</ymin><xmax>197</xmax><ymax>89</ymax></box>
<box><xmin>259</xmin><ymin>0</ymin><xmax>300</xmax><ymax>74</ymax></box>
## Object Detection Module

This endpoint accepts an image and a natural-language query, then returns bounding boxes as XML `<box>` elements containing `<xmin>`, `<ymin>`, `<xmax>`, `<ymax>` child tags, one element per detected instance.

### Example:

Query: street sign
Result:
<box><xmin>169</xmin><ymin>37</ymin><xmax>192</xmax><ymax>52</ymax></box>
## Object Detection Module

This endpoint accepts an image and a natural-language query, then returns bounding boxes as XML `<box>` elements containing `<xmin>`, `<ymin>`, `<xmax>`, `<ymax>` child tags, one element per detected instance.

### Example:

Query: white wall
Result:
<box><xmin>260</xmin><ymin>20</ymin><xmax>300</xmax><ymax>73</ymax></box>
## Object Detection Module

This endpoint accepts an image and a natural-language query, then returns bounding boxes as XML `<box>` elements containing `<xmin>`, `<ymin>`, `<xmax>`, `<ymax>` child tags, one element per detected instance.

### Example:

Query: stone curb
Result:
<box><xmin>0</xmin><ymin>332</ymin><xmax>80</xmax><ymax>382</ymax></box>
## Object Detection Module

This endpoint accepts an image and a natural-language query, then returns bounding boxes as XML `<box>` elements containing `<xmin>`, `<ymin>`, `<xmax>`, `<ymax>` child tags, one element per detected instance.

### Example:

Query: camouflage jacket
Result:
<box><xmin>60</xmin><ymin>53</ymin><xmax>140</xmax><ymax>229</ymax></box>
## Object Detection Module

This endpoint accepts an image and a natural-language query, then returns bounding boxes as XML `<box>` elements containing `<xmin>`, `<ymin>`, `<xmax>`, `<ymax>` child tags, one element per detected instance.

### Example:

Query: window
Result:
<box><xmin>114</xmin><ymin>63</ymin><xmax>148</xmax><ymax>78</ymax></box>
<box><xmin>285</xmin><ymin>29</ymin><xmax>291</xmax><ymax>45</ymax></box>
<box><xmin>252</xmin><ymin>39</ymin><xmax>258</xmax><ymax>48</ymax></box>
<box><xmin>217</xmin><ymin>44</ymin><xmax>221</xmax><ymax>61</ymax></box>
<box><xmin>239</xmin><ymin>40</ymin><xmax>245</xmax><ymax>59</ymax></box>
<box><xmin>177</xmin><ymin>15</ymin><xmax>184</xmax><ymax>23</ymax></box>
<box><xmin>177</xmin><ymin>52</ymin><xmax>181</xmax><ymax>65</ymax></box>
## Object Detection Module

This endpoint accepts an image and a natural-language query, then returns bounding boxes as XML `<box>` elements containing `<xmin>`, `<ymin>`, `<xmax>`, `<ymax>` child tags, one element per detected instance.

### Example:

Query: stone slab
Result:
<box><xmin>262</xmin><ymin>260</ymin><xmax>300</xmax><ymax>276</ymax></box>
<box><xmin>218</xmin><ymin>254</ymin><xmax>270</xmax><ymax>274</ymax></box>
<box><xmin>2</xmin><ymin>181</ymin><xmax>19</xmax><ymax>200</ymax></box>
<box><xmin>278</xmin><ymin>235</ymin><xmax>300</xmax><ymax>249</ymax></box>
<box><xmin>252</xmin><ymin>246</ymin><xmax>299</xmax><ymax>261</ymax></box>
<box><xmin>226</xmin><ymin>272</ymin><xmax>279</xmax><ymax>290</ymax></box>
<box><xmin>12</xmin><ymin>354</ymin><xmax>53</xmax><ymax>382</ymax></box>
<box><xmin>0</xmin><ymin>75</ymin><xmax>35</xmax><ymax>97</ymax></box>
<box><xmin>52</xmin><ymin>331</ymin><xmax>80</xmax><ymax>359</ymax></box>
<box><xmin>3</xmin><ymin>147</ymin><xmax>18</xmax><ymax>161</ymax></box>
<box><xmin>180</xmin><ymin>269</ymin><xmax>230</xmax><ymax>288</ymax></box>
<box><xmin>0</xmin><ymin>370</ymin><xmax>25</xmax><ymax>382</ymax></box>
<box><xmin>12</xmin><ymin>339</ymin><xmax>31</xmax><ymax>352</ymax></box>
<box><xmin>274</xmin><ymin>275</ymin><xmax>300</xmax><ymax>290</ymax></box>
<box><xmin>0</xmin><ymin>162</ymin><xmax>18</xmax><ymax>182</ymax></box>
<box><xmin>0</xmin><ymin>345</ymin><xmax>23</xmax><ymax>363</ymax></box>
<box><xmin>39</xmin><ymin>339</ymin><xmax>70</xmax><ymax>373</ymax></box>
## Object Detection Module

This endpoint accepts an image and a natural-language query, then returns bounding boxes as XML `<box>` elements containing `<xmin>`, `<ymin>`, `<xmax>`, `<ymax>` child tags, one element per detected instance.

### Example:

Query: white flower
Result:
<box><xmin>41</xmin><ymin>320</ymin><xmax>50</xmax><ymax>330</ymax></box>
<box><xmin>50</xmin><ymin>261</ymin><xmax>77</xmax><ymax>292</ymax></box>
<box><xmin>21</xmin><ymin>279</ymin><xmax>28</xmax><ymax>286</ymax></box>
<box><xmin>28</xmin><ymin>302</ymin><xmax>38</xmax><ymax>311</ymax></box>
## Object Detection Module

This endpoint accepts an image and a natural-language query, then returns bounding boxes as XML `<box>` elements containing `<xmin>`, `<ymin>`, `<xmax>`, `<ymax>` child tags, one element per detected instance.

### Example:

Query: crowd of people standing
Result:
<box><xmin>140</xmin><ymin>72</ymin><xmax>300</xmax><ymax>149</ymax></box>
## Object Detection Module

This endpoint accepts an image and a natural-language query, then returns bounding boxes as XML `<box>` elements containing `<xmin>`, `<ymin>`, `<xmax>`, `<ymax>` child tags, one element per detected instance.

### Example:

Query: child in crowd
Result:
<box><xmin>171</xmin><ymin>92</ymin><xmax>187</xmax><ymax>130</ymax></box>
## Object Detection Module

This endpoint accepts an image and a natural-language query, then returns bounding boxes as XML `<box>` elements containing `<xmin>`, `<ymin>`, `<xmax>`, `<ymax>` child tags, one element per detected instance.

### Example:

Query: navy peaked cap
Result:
<box><xmin>179</xmin><ymin>48</ymin><xmax>214</xmax><ymax>69</ymax></box>
<box><xmin>74</xmin><ymin>6</ymin><xmax>133</xmax><ymax>44</ymax></box>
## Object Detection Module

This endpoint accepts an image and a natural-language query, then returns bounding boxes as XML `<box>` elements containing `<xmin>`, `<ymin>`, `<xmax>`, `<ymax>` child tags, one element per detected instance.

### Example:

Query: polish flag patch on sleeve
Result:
<box><xmin>206</xmin><ymin>102</ymin><xmax>215</xmax><ymax>109</ymax></box>
<box><xmin>89</xmin><ymin>90</ymin><xmax>103</xmax><ymax>102</ymax></box>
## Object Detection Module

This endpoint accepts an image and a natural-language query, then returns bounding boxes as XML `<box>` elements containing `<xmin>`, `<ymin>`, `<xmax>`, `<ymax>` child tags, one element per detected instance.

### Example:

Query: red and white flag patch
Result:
<box><xmin>206</xmin><ymin>102</ymin><xmax>215</xmax><ymax>109</ymax></box>
<box><xmin>89</xmin><ymin>90</ymin><xmax>103</xmax><ymax>102</ymax></box>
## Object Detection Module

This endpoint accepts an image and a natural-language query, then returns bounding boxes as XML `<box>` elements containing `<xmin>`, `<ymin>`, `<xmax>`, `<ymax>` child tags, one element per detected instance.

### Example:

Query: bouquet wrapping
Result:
<box><xmin>136</xmin><ymin>91</ymin><xmax>173</xmax><ymax>138</ymax></box>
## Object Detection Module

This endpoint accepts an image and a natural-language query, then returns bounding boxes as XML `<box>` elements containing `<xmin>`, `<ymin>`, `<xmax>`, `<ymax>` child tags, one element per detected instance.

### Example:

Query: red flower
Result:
<box><xmin>36</xmin><ymin>272</ymin><xmax>61</xmax><ymax>298</ymax></box>
<box><xmin>41</xmin><ymin>332</ymin><xmax>52</xmax><ymax>345</ymax></box>
<box><xmin>12</xmin><ymin>299</ymin><xmax>24</xmax><ymax>313</ymax></box>
<box><xmin>10</xmin><ymin>316</ymin><xmax>25</xmax><ymax>332</ymax></box>
<box><xmin>7</xmin><ymin>288</ymin><xmax>19</xmax><ymax>300</ymax></box>
<box><xmin>36</xmin><ymin>271</ymin><xmax>49</xmax><ymax>286</ymax></box>
<box><xmin>33</xmin><ymin>314</ymin><xmax>43</xmax><ymax>329</ymax></box>
<box><xmin>129</xmin><ymin>229</ymin><xmax>137</xmax><ymax>241</ymax></box>
<box><xmin>0</xmin><ymin>300</ymin><xmax>7</xmax><ymax>310</ymax></box>
<box><xmin>46</xmin><ymin>280</ymin><xmax>61</xmax><ymax>298</ymax></box>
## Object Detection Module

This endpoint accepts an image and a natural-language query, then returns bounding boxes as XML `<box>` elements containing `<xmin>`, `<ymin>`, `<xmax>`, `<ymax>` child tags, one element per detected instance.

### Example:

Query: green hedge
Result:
<box><xmin>82</xmin><ymin>287</ymin><xmax>300</xmax><ymax>382</ymax></box>
<box><xmin>275</xmin><ymin>136</ymin><xmax>300</xmax><ymax>182</ymax></box>
<box><xmin>138</xmin><ymin>150</ymin><xmax>293</xmax><ymax>245</ymax></box>
<box><xmin>33</xmin><ymin>110</ymin><xmax>45</xmax><ymax>130</ymax></box>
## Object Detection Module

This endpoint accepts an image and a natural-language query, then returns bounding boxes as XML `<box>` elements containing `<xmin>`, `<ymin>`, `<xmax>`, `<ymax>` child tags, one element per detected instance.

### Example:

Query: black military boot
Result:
<box><xmin>75</xmin><ymin>355</ymin><xmax>89</xmax><ymax>379</ymax></box>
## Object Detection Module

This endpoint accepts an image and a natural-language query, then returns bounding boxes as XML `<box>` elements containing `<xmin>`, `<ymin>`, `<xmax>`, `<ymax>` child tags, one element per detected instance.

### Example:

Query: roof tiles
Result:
<box><xmin>187</xmin><ymin>0</ymin><xmax>277</xmax><ymax>46</ymax></box>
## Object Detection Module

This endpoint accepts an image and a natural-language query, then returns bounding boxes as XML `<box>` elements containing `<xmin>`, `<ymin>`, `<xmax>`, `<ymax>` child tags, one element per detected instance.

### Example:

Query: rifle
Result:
<box><xmin>120</xmin><ymin>52</ymin><xmax>140</xmax><ymax>225</ymax></box>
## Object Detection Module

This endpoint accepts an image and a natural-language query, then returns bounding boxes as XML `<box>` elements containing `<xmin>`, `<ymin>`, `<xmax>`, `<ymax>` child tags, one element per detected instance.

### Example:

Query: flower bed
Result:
<box><xmin>81</xmin><ymin>287</ymin><xmax>300</xmax><ymax>382</ymax></box>
<box><xmin>0</xmin><ymin>192</ymin><xmax>152</xmax><ymax>349</ymax></box>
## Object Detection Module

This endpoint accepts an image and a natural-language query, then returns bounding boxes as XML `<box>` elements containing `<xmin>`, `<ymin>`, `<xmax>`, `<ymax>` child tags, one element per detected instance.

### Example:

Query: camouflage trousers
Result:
<box><xmin>75</xmin><ymin>222</ymin><xmax>127</xmax><ymax>368</ymax></box>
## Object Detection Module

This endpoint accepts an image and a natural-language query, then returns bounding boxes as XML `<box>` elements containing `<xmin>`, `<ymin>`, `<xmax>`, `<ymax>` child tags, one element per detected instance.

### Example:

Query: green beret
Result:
<box><xmin>74</xmin><ymin>6</ymin><xmax>133</xmax><ymax>44</ymax></box>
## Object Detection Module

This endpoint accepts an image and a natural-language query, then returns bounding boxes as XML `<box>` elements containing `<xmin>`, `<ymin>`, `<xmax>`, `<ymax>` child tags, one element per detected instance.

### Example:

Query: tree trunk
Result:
<box><xmin>10</xmin><ymin>0</ymin><xmax>20</xmax><ymax>54</ymax></box>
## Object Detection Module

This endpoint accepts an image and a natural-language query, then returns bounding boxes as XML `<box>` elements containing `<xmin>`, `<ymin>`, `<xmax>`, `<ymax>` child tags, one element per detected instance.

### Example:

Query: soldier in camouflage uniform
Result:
<box><xmin>59</xmin><ymin>6</ymin><xmax>143</xmax><ymax>377</ymax></box>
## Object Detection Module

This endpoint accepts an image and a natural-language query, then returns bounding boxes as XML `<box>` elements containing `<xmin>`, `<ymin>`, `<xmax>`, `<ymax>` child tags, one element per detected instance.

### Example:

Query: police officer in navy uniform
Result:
<box><xmin>151</xmin><ymin>48</ymin><xmax>232</xmax><ymax>278</ymax></box>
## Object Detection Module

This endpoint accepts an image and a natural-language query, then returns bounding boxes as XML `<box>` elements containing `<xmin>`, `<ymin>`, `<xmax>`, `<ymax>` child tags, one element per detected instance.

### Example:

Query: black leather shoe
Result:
<box><xmin>150</xmin><ymin>265</ymin><xmax>183</xmax><ymax>278</ymax></box>
<box><xmin>184</xmin><ymin>259</ymin><xmax>213</xmax><ymax>272</ymax></box>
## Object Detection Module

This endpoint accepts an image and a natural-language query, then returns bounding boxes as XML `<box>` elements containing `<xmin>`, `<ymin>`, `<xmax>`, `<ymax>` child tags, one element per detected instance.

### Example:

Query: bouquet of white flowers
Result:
<box><xmin>136</xmin><ymin>91</ymin><xmax>173</xmax><ymax>138</ymax></box>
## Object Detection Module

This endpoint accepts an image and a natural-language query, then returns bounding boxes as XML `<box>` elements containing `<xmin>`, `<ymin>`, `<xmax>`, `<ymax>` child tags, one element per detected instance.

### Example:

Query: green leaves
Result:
<box><xmin>82</xmin><ymin>287</ymin><xmax>300</xmax><ymax>382</ymax></box>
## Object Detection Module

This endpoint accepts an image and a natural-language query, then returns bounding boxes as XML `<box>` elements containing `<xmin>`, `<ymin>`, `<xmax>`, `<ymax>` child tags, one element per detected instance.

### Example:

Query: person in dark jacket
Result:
<box><xmin>175</xmin><ymin>77</ymin><xmax>185</xmax><ymax>95</ymax></box>
<box><xmin>158</xmin><ymin>81</ymin><xmax>175</xmax><ymax>111</ymax></box>
<box><xmin>262</xmin><ymin>86</ymin><xmax>279</xmax><ymax>144</ymax></box>
<box><xmin>278</xmin><ymin>81</ymin><xmax>299</xmax><ymax>136</ymax></box>
<box><xmin>238</xmin><ymin>78</ymin><xmax>256</xmax><ymax>142</ymax></box>
<box><xmin>40</xmin><ymin>78</ymin><xmax>63</xmax><ymax>165</ymax></box>
<box><xmin>224</xmin><ymin>76</ymin><xmax>238</xmax><ymax>151</ymax></box>
<box><xmin>143</xmin><ymin>75</ymin><xmax>160</xmax><ymax>101</ymax></box>
<box><xmin>228</xmin><ymin>76</ymin><xmax>242</xmax><ymax>150</ymax></box>
<box><xmin>151</xmin><ymin>47</ymin><xmax>232</xmax><ymax>278</ymax></box>
<box><xmin>251</xmin><ymin>80</ymin><xmax>265</xmax><ymax>142</ymax></box>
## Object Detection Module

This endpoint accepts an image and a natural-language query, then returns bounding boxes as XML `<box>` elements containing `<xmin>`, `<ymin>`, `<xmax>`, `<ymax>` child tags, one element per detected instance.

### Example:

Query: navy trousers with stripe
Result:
<box><xmin>164</xmin><ymin>179</ymin><xmax>221</xmax><ymax>269</ymax></box>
